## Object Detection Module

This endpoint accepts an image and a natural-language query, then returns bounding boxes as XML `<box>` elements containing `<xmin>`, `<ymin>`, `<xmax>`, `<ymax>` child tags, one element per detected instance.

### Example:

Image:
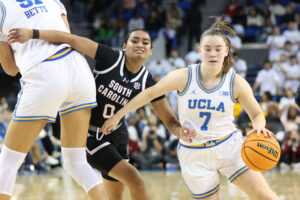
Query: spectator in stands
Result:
<box><xmin>259</xmin><ymin>91</ymin><xmax>278</xmax><ymax>115</ymax></box>
<box><xmin>283</xmin><ymin>21</ymin><xmax>300</xmax><ymax>54</ymax></box>
<box><xmin>269</xmin><ymin>0</ymin><xmax>286</xmax><ymax>17</ymax></box>
<box><xmin>252</xmin><ymin>60</ymin><xmax>280</xmax><ymax>95</ymax></box>
<box><xmin>168</xmin><ymin>48</ymin><xmax>186</xmax><ymax>69</ymax></box>
<box><xmin>232</xmin><ymin>52</ymin><xmax>247</xmax><ymax>78</ymax></box>
<box><xmin>128</xmin><ymin>10</ymin><xmax>145</xmax><ymax>32</ymax></box>
<box><xmin>154</xmin><ymin>4</ymin><xmax>167</xmax><ymax>28</ymax></box>
<box><xmin>186</xmin><ymin>2</ymin><xmax>202</xmax><ymax>51</ymax></box>
<box><xmin>232</xmin><ymin>6</ymin><xmax>247</xmax><ymax>33</ymax></box>
<box><xmin>281</xmin><ymin>4</ymin><xmax>296</xmax><ymax>25</ymax></box>
<box><xmin>265</xmin><ymin>103</ymin><xmax>285</xmax><ymax>141</ymax></box>
<box><xmin>280</xmin><ymin>127</ymin><xmax>300</xmax><ymax>169</ymax></box>
<box><xmin>159</xmin><ymin>22</ymin><xmax>177</xmax><ymax>56</ymax></box>
<box><xmin>267</xmin><ymin>26</ymin><xmax>287</xmax><ymax>62</ymax></box>
<box><xmin>185</xmin><ymin>43</ymin><xmax>201</xmax><ymax>65</ymax></box>
<box><xmin>225</xmin><ymin>0</ymin><xmax>241</xmax><ymax>19</ymax></box>
<box><xmin>246</xmin><ymin>7</ymin><xmax>264</xmax><ymax>28</ymax></box>
<box><xmin>282</xmin><ymin>105</ymin><xmax>300</xmax><ymax>131</ymax></box>
<box><xmin>279</xmin><ymin>88</ymin><xmax>297</xmax><ymax>122</ymax></box>
<box><xmin>145</xmin><ymin>10</ymin><xmax>161</xmax><ymax>40</ymax></box>
<box><xmin>111</xmin><ymin>13</ymin><xmax>127</xmax><ymax>48</ymax></box>
<box><xmin>282</xmin><ymin>56</ymin><xmax>300</xmax><ymax>93</ymax></box>
<box><xmin>227</xmin><ymin>30</ymin><xmax>242</xmax><ymax>52</ymax></box>
<box><xmin>148</xmin><ymin>59</ymin><xmax>172</xmax><ymax>77</ymax></box>
<box><xmin>72</xmin><ymin>0</ymin><xmax>86</xmax><ymax>23</ymax></box>
<box><xmin>273</xmin><ymin>53</ymin><xmax>289</xmax><ymax>93</ymax></box>
<box><xmin>164</xmin><ymin>138</ymin><xmax>179</xmax><ymax>170</ymax></box>
<box><xmin>133</xmin><ymin>114</ymin><xmax>165</xmax><ymax>169</ymax></box>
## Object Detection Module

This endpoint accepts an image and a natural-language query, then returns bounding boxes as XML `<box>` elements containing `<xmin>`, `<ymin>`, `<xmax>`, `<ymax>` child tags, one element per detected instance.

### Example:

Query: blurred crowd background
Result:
<box><xmin>0</xmin><ymin>0</ymin><xmax>300</xmax><ymax>174</ymax></box>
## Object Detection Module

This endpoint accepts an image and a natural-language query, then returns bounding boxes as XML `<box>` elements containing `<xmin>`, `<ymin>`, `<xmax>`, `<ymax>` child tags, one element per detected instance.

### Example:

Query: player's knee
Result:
<box><xmin>62</xmin><ymin>147</ymin><xmax>102</xmax><ymax>193</ymax></box>
<box><xmin>125</xmin><ymin>169</ymin><xmax>145</xmax><ymax>189</ymax></box>
<box><xmin>0</xmin><ymin>145</ymin><xmax>26</xmax><ymax>195</ymax></box>
<box><xmin>256</xmin><ymin>191</ymin><xmax>278</xmax><ymax>200</ymax></box>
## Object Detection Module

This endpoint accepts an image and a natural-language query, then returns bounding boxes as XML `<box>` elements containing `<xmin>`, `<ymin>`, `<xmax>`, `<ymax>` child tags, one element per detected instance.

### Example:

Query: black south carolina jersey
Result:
<box><xmin>90</xmin><ymin>44</ymin><xmax>164</xmax><ymax>127</ymax></box>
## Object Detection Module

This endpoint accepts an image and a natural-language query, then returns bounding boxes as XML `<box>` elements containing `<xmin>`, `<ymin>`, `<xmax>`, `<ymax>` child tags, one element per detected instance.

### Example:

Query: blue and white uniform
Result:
<box><xmin>177</xmin><ymin>64</ymin><xmax>249</xmax><ymax>199</ymax></box>
<box><xmin>0</xmin><ymin>0</ymin><xmax>96</xmax><ymax>122</ymax></box>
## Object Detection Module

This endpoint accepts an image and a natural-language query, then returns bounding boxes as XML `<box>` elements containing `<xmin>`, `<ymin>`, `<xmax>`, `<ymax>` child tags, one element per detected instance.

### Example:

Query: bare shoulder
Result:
<box><xmin>234</xmin><ymin>74</ymin><xmax>252</xmax><ymax>98</ymax></box>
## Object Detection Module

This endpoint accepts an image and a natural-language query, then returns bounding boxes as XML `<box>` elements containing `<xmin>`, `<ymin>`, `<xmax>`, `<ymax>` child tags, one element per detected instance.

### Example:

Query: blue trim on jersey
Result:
<box><xmin>0</xmin><ymin>1</ymin><xmax>6</xmax><ymax>31</ymax></box>
<box><xmin>177</xmin><ymin>65</ymin><xmax>192</xmax><ymax>96</ymax></box>
<box><xmin>59</xmin><ymin>102</ymin><xmax>97</xmax><ymax>116</ymax></box>
<box><xmin>229</xmin><ymin>165</ymin><xmax>249</xmax><ymax>182</ymax></box>
<box><xmin>43</xmin><ymin>47</ymin><xmax>74</xmax><ymax>62</ymax></box>
<box><xmin>191</xmin><ymin>184</ymin><xmax>220</xmax><ymax>199</ymax></box>
<box><xmin>196</xmin><ymin>64</ymin><xmax>226</xmax><ymax>93</ymax></box>
<box><xmin>179</xmin><ymin>130</ymin><xmax>237</xmax><ymax>149</ymax></box>
<box><xmin>230</xmin><ymin>69</ymin><xmax>237</xmax><ymax>103</ymax></box>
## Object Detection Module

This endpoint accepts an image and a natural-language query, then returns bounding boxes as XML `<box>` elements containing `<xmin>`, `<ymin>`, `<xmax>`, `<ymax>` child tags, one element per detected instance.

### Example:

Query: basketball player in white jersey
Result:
<box><xmin>102</xmin><ymin>17</ymin><xmax>280</xmax><ymax>200</ymax></box>
<box><xmin>0</xmin><ymin>1</ymin><xmax>106</xmax><ymax>199</ymax></box>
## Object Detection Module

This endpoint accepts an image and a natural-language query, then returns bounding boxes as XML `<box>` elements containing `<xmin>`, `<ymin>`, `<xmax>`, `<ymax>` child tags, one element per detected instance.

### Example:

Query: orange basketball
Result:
<box><xmin>241</xmin><ymin>132</ymin><xmax>281</xmax><ymax>172</ymax></box>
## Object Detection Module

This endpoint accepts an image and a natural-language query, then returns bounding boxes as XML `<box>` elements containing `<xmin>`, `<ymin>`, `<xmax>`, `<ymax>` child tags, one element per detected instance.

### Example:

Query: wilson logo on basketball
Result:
<box><xmin>257</xmin><ymin>143</ymin><xmax>279</xmax><ymax>158</ymax></box>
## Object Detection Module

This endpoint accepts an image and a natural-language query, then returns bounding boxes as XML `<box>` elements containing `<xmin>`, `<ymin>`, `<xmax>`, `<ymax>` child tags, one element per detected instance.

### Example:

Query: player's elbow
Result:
<box><xmin>2</xmin><ymin>65</ymin><xmax>19</xmax><ymax>77</ymax></box>
<box><xmin>6</xmin><ymin>69</ymin><xmax>18</xmax><ymax>76</ymax></box>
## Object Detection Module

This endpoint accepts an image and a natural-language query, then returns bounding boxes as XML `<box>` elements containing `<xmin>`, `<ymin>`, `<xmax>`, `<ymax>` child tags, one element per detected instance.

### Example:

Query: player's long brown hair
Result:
<box><xmin>200</xmin><ymin>16</ymin><xmax>235</xmax><ymax>75</ymax></box>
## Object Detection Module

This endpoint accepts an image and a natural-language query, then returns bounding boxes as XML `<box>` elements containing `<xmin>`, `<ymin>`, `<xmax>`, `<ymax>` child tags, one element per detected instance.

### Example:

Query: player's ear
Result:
<box><xmin>122</xmin><ymin>43</ymin><xmax>126</xmax><ymax>52</ymax></box>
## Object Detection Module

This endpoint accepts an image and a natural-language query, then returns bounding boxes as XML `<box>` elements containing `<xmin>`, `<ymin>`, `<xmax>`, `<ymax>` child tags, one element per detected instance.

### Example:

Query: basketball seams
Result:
<box><xmin>242</xmin><ymin>139</ymin><xmax>281</xmax><ymax>152</ymax></box>
<box><xmin>244</xmin><ymin>146</ymin><xmax>279</xmax><ymax>162</ymax></box>
<box><xmin>243</xmin><ymin>147</ymin><xmax>265</xmax><ymax>171</ymax></box>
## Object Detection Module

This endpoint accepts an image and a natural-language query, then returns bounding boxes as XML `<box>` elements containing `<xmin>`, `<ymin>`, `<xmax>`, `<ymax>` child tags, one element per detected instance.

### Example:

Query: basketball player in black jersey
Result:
<box><xmin>8</xmin><ymin>28</ymin><xmax>195</xmax><ymax>200</ymax></box>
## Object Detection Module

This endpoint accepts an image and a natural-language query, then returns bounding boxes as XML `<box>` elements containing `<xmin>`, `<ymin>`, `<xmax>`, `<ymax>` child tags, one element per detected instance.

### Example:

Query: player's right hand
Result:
<box><xmin>7</xmin><ymin>28</ymin><xmax>33</xmax><ymax>44</ymax></box>
<box><xmin>102</xmin><ymin>114</ymin><xmax>122</xmax><ymax>135</ymax></box>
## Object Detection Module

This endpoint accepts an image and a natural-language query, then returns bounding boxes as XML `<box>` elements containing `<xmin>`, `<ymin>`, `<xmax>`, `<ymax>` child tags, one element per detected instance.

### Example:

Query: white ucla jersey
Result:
<box><xmin>0</xmin><ymin>0</ymin><xmax>69</xmax><ymax>74</ymax></box>
<box><xmin>177</xmin><ymin>64</ymin><xmax>238</xmax><ymax>145</ymax></box>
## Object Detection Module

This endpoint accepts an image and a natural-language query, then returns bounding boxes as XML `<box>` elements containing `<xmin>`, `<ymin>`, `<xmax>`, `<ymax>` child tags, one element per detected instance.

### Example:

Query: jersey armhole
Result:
<box><xmin>230</xmin><ymin>69</ymin><xmax>237</xmax><ymax>103</ymax></box>
<box><xmin>177</xmin><ymin>65</ymin><xmax>192</xmax><ymax>96</ymax></box>
<box><xmin>0</xmin><ymin>1</ymin><xmax>6</xmax><ymax>33</ymax></box>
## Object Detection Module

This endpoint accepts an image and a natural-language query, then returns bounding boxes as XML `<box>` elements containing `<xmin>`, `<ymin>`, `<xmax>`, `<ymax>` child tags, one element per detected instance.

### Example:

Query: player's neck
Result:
<box><xmin>125</xmin><ymin>59</ymin><xmax>144</xmax><ymax>74</ymax></box>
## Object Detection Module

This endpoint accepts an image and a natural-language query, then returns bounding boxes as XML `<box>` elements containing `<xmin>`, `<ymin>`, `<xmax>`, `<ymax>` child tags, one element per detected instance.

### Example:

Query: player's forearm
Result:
<box><xmin>39</xmin><ymin>30</ymin><xmax>73</xmax><ymax>45</ymax></box>
<box><xmin>250</xmin><ymin>112</ymin><xmax>266</xmax><ymax>129</ymax></box>
<box><xmin>116</xmin><ymin>88</ymin><xmax>159</xmax><ymax>120</ymax></box>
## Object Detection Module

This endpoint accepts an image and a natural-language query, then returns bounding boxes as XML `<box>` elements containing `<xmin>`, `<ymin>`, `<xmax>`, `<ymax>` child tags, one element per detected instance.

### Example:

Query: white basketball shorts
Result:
<box><xmin>177</xmin><ymin>130</ymin><xmax>249</xmax><ymax>199</ymax></box>
<box><xmin>12</xmin><ymin>48</ymin><xmax>97</xmax><ymax>123</ymax></box>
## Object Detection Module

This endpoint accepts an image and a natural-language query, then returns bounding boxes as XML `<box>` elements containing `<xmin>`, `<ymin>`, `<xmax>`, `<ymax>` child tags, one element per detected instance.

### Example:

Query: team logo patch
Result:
<box><xmin>219</xmin><ymin>91</ymin><xmax>229</xmax><ymax>96</ymax></box>
<box><xmin>134</xmin><ymin>82</ymin><xmax>141</xmax><ymax>89</ymax></box>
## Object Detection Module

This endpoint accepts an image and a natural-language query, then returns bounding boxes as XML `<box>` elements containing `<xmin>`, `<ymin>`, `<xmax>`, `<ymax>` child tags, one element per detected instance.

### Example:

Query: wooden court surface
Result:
<box><xmin>12</xmin><ymin>168</ymin><xmax>300</xmax><ymax>200</ymax></box>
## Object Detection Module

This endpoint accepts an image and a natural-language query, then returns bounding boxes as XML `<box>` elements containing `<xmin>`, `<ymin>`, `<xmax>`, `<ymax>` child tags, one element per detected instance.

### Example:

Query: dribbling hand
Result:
<box><xmin>7</xmin><ymin>28</ymin><xmax>33</xmax><ymax>44</ymax></box>
<box><xmin>247</xmin><ymin>128</ymin><xmax>274</xmax><ymax>137</ymax></box>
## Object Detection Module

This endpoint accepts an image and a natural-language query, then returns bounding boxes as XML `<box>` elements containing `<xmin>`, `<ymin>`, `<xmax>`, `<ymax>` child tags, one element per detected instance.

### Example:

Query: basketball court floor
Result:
<box><xmin>11</xmin><ymin>168</ymin><xmax>300</xmax><ymax>200</ymax></box>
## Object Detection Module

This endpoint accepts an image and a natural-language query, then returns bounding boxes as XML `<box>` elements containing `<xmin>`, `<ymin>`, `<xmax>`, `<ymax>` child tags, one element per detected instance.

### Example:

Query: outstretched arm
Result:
<box><xmin>7</xmin><ymin>28</ymin><xmax>98</xmax><ymax>59</ymax></box>
<box><xmin>102</xmin><ymin>69</ymin><xmax>187</xmax><ymax>134</ymax></box>
<box><xmin>0</xmin><ymin>41</ymin><xmax>19</xmax><ymax>76</ymax></box>
<box><xmin>152</xmin><ymin>98</ymin><xmax>195</xmax><ymax>143</ymax></box>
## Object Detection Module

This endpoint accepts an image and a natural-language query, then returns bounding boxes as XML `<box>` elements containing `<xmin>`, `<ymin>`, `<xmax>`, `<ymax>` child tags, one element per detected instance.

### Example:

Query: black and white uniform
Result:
<box><xmin>86</xmin><ymin>44</ymin><xmax>164</xmax><ymax>181</ymax></box>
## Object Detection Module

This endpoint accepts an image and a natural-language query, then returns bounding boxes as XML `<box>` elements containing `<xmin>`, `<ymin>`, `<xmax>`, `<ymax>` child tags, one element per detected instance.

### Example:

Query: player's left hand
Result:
<box><xmin>7</xmin><ymin>28</ymin><xmax>33</xmax><ymax>44</ymax></box>
<box><xmin>247</xmin><ymin>128</ymin><xmax>274</xmax><ymax>137</ymax></box>
<box><xmin>102</xmin><ymin>114</ymin><xmax>122</xmax><ymax>135</ymax></box>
